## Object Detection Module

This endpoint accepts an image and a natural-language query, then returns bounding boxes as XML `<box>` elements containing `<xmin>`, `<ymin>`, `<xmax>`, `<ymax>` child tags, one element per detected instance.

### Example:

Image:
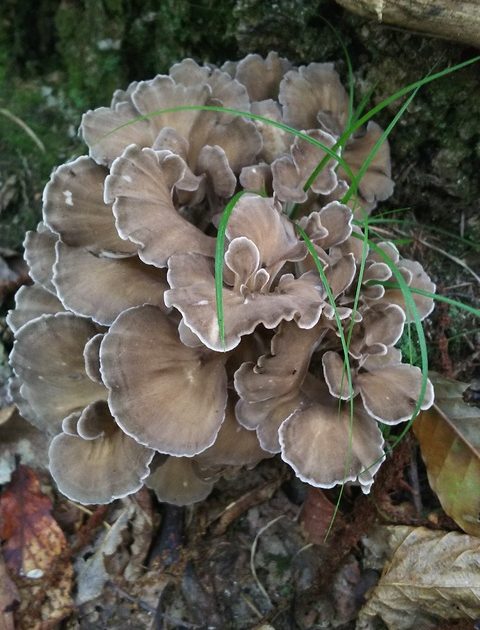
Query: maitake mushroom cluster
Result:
<box><xmin>8</xmin><ymin>53</ymin><xmax>435</xmax><ymax>506</ymax></box>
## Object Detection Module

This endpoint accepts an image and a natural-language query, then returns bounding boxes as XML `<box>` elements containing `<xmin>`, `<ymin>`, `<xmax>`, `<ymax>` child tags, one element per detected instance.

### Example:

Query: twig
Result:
<box><xmin>250</xmin><ymin>515</ymin><xmax>286</xmax><ymax>605</ymax></box>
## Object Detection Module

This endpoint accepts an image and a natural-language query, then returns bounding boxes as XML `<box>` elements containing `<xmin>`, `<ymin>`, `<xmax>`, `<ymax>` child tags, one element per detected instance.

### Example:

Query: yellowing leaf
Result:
<box><xmin>358</xmin><ymin>526</ymin><xmax>480</xmax><ymax>630</ymax></box>
<box><xmin>413</xmin><ymin>373</ymin><xmax>480</xmax><ymax>536</ymax></box>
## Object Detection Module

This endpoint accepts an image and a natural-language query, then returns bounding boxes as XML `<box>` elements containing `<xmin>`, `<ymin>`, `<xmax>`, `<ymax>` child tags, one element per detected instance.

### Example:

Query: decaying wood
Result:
<box><xmin>335</xmin><ymin>0</ymin><xmax>480</xmax><ymax>48</ymax></box>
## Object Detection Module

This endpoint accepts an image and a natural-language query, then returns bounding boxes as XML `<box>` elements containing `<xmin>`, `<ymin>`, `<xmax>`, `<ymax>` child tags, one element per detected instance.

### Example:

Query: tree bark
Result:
<box><xmin>335</xmin><ymin>0</ymin><xmax>480</xmax><ymax>48</ymax></box>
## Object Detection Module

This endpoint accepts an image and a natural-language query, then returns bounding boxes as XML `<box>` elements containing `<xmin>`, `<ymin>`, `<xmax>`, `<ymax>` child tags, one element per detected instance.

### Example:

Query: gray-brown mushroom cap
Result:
<box><xmin>105</xmin><ymin>145</ymin><xmax>215</xmax><ymax>268</ymax></box>
<box><xmin>165</xmin><ymin>251</ymin><xmax>326</xmax><ymax>352</ymax></box>
<box><xmin>6</xmin><ymin>284</ymin><xmax>64</xmax><ymax>333</ymax></box>
<box><xmin>100</xmin><ymin>305</ymin><xmax>228</xmax><ymax>455</ymax></box>
<box><xmin>49</xmin><ymin>401</ymin><xmax>154</xmax><ymax>504</ymax></box>
<box><xmin>146</xmin><ymin>455</ymin><xmax>214</xmax><ymax>506</ymax></box>
<box><xmin>53</xmin><ymin>241</ymin><xmax>169</xmax><ymax>326</ymax></box>
<box><xmin>23</xmin><ymin>224</ymin><xmax>57</xmax><ymax>294</ymax></box>
<box><xmin>279</xmin><ymin>62</ymin><xmax>349</xmax><ymax>134</ymax></box>
<box><xmin>322</xmin><ymin>348</ymin><xmax>435</xmax><ymax>424</ymax></box>
<box><xmin>42</xmin><ymin>156</ymin><xmax>137</xmax><ymax>256</ymax></box>
<box><xmin>9</xmin><ymin>313</ymin><xmax>106</xmax><ymax>433</ymax></box>
<box><xmin>195</xmin><ymin>401</ymin><xmax>269</xmax><ymax>469</ymax></box>
<box><xmin>279</xmin><ymin>378</ymin><xmax>385</xmax><ymax>493</ymax></box>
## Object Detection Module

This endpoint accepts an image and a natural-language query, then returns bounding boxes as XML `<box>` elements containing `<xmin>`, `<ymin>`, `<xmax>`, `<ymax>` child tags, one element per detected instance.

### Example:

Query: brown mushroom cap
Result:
<box><xmin>279</xmin><ymin>376</ymin><xmax>385</xmax><ymax>493</ymax></box>
<box><xmin>43</xmin><ymin>156</ymin><xmax>136</xmax><ymax>256</ymax></box>
<box><xmin>105</xmin><ymin>145</ymin><xmax>215</xmax><ymax>268</ymax></box>
<box><xmin>279</xmin><ymin>62</ymin><xmax>349</xmax><ymax>134</ymax></box>
<box><xmin>195</xmin><ymin>400</ymin><xmax>269</xmax><ymax>469</ymax></box>
<box><xmin>6</xmin><ymin>284</ymin><xmax>64</xmax><ymax>333</ymax></box>
<box><xmin>23</xmin><ymin>224</ymin><xmax>57</xmax><ymax>294</ymax></box>
<box><xmin>49</xmin><ymin>400</ymin><xmax>154</xmax><ymax>504</ymax></box>
<box><xmin>165</xmin><ymin>250</ymin><xmax>326</xmax><ymax>352</ymax></box>
<box><xmin>9</xmin><ymin>313</ymin><xmax>106</xmax><ymax>433</ymax></box>
<box><xmin>145</xmin><ymin>455</ymin><xmax>214</xmax><ymax>506</ymax></box>
<box><xmin>53</xmin><ymin>241</ymin><xmax>169</xmax><ymax>326</ymax></box>
<box><xmin>100</xmin><ymin>305</ymin><xmax>228</xmax><ymax>455</ymax></box>
<box><xmin>340</xmin><ymin>122</ymin><xmax>394</xmax><ymax>208</ymax></box>
<box><xmin>169</xmin><ymin>58</ymin><xmax>250</xmax><ymax>110</ymax></box>
<box><xmin>81</xmin><ymin>100</ymin><xmax>155</xmax><ymax>167</ymax></box>
<box><xmin>271</xmin><ymin>129</ymin><xmax>339</xmax><ymax>203</ymax></box>
<box><xmin>235</xmin><ymin>51</ymin><xmax>293</xmax><ymax>102</ymax></box>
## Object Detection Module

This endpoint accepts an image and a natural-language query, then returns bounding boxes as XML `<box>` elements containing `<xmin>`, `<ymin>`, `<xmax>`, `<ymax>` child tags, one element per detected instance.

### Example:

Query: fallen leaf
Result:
<box><xmin>0</xmin><ymin>465</ymin><xmax>66</xmax><ymax>578</ymax></box>
<box><xmin>0</xmin><ymin>465</ymin><xmax>74</xmax><ymax>628</ymax></box>
<box><xmin>414</xmin><ymin>373</ymin><xmax>480</xmax><ymax>536</ymax></box>
<box><xmin>358</xmin><ymin>526</ymin><xmax>480</xmax><ymax>630</ymax></box>
<box><xmin>299</xmin><ymin>487</ymin><xmax>339</xmax><ymax>544</ymax></box>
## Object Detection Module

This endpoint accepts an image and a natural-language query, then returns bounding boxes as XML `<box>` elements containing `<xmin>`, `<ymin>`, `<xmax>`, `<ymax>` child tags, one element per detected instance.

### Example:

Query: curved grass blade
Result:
<box><xmin>341</xmin><ymin>83</ymin><xmax>421</xmax><ymax>205</ymax></box>
<box><xmin>215</xmin><ymin>190</ymin><xmax>257</xmax><ymax>349</ymax></box>
<box><xmin>100</xmin><ymin>104</ymin><xmax>356</xmax><ymax>183</ymax></box>
<box><xmin>0</xmin><ymin>108</ymin><xmax>46</xmax><ymax>153</ymax></box>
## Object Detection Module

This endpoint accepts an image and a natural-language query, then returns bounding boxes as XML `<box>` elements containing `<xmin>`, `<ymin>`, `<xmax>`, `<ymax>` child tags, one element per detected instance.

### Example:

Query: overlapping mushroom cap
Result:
<box><xmin>8</xmin><ymin>52</ymin><xmax>434</xmax><ymax>506</ymax></box>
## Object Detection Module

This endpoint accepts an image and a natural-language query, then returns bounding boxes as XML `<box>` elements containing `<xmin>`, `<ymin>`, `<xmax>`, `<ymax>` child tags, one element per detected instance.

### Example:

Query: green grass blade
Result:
<box><xmin>378</xmin><ymin>282</ymin><xmax>480</xmax><ymax>318</ymax></box>
<box><xmin>100</xmin><ymin>104</ymin><xmax>356</xmax><ymax>183</ymax></box>
<box><xmin>341</xmin><ymin>83</ymin><xmax>421</xmax><ymax>205</ymax></box>
<box><xmin>215</xmin><ymin>190</ymin><xmax>256</xmax><ymax>349</ymax></box>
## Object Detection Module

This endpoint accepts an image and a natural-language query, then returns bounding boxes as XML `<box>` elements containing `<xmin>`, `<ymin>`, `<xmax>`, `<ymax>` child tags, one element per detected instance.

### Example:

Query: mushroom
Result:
<box><xmin>49</xmin><ymin>401</ymin><xmax>154</xmax><ymax>504</ymax></box>
<box><xmin>100</xmin><ymin>305</ymin><xmax>228</xmax><ymax>455</ymax></box>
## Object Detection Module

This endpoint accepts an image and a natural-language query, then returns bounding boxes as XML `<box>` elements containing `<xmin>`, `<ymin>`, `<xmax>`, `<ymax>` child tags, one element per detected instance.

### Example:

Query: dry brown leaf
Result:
<box><xmin>0</xmin><ymin>465</ymin><xmax>74</xmax><ymax>629</ymax></box>
<box><xmin>300</xmin><ymin>487</ymin><xmax>339</xmax><ymax>545</ymax></box>
<box><xmin>414</xmin><ymin>373</ymin><xmax>480</xmax><ymax>536</ymax></box>
<box><xmin>358</xmin><ymin>525</ymin><xmax>480</xmax><ymax>630</ymax></box>
<box><xmin>0</xmin><ymin>465</ymin><xmax>67</xmax><ymax>578</ymax></box>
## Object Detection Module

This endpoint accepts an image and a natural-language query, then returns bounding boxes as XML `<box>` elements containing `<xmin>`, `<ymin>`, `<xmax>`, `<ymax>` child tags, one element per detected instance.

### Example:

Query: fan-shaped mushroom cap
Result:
<box><xmin>340</xmin><ymin>122</ymin><xmax>394</xmax><ymax>208</ymax></box>
<box><xmin>356</xmin><ymin>355</ymin><xmax>434</xmax><ymax>424</ymax></box>
<box><xmin>279</xmin><ymin>62</ymin><xmax>349</xmax><ymax>134</ymax></box>
<box><xmin>81</xmin><ymin>100</ymin><xmax>155</xmax><ymax>167</ymax></box>
<box><xmin>49</xmin><ymin>401</ymin><xmax>154</xmax><ymax>504</ymax></box>
<box><xmin>100</xmin><ymin>305</ymin><xmax>228</xmax><ymax>455</ymax></box>
<box><xmin>9</xmin><ymin>313</ymin><xmax>106</xmax><ymax>433</ymax></box>
<box><xmin>105</xmin><ymin>145</ymin><xmax>215</xmax><ymax>268</ymax></box>
<box><xmin>271</xmin><ymin>129</ymin><xmax>339</xmax><ymax>203</ymax></box>
<box><xmin>169</xmin><ymin>58</ymin><xmax>250</xmax><ymax>109</ymax></box>
<box><xmin>250</xmin><ymin>100</ymin><xmax>291</xmax><ymax>163</ymax></box>
<box><xmin>6</xmin><ymin>284</ymin><xmax>64</xmax><ymax>333</ymax></box>
<box><xmin>322</xmin><ymin>347</ymin><xmax>434</xmax><ymax>424</ymax></box>
<box><xmin>382</xmin><ymin>259</ymin><xmax>436</xmax><ymax>321</ymax></box>
<box><xmin>225</xmin><ymin>194</ymin><xmax>306</xmax><ymax>272</ymax></box>
<box><xmin>165</xmin><ymin>250</ymin><xmax>326</xmax><ymax>352</ymax></box>
<box><xmin>196</xmin><ymin>401</ymin><xmax>269</xmax><ymax>468</ymax></box>
<box><xmin>234</xmin><ymin>322</ymin><xmax>324</xmax><ymax>452</ymax></box>
<box><xmin>23</xmin><ymin>224</ymin><xmax>57</xmax><ymax>294</ymax></box>
<box><xmin>53</xmin><ymin>241</ymin><xmax>168</xmax><ymax>326</ymax></box>
<box><xmin>235</xmin><ymin>391</ymin><xmax>302</xmax><ymax>453</ymax></box>
<box><xmin>43</xmin><ymin>156</ymin><xmax>136</xmax><ymax>256</ymax></box>
<box><xmin>235</xmin><ymin>51</ymin><xmax>292</xmax><ymax>102</ymax></box>
<box><xmin>299</xmin><ymin>201</ymin><xmax>353</xmax><ymax>251</ymax></box>
<box><xmin>279</xmin><ymin>378</ymin><xmax>385</xmax><ymax>494</ymax></box>
<box><xmin>146</xmin><ymin>455</ymin><xmax>214</xmax><ymax>506</ymax></box>
<box><xmin>234</xmin><ymin>322</ymin><xmax>323</xmax><ymax>403</ymax></box>
<box><xmin>347</xmin><ymin>303</ymin><xmax>406</xmax><ymax>358</ymax></box>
